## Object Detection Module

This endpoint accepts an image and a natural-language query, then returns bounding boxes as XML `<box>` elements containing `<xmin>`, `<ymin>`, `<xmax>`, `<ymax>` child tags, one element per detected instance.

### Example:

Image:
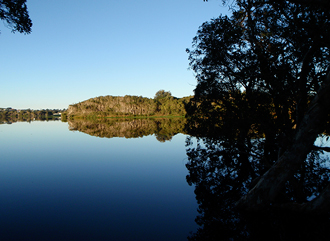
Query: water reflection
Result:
<box><xmin>0</xmin><ymin>115</ymin><xmax>61</xmax><ymax>124</ymax></box>
<box><xmin>5</xmin><ymin>116</ymin><xmax>329</xmax><ymax>239</ymax></box>
<box><xmin>185</xmin><ymin>130</ymin><xmax>330</xmax><ymax>240</ymax></box>
<box><xmin>0</xmin><ymin>120</ymin><xmax>197</xmax><ymax>241</ymax></box>
<box><xmin>68</xmin><ymin>118</ymin><xmax>187</xmax><ymax>142</ymax></box>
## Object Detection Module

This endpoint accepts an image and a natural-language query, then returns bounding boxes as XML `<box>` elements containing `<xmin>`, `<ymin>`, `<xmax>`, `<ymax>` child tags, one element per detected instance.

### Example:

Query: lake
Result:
<box><xmin>0</xmin><ymin>119</ymin><xmax>197</xmax><ymax>241</ymax></box>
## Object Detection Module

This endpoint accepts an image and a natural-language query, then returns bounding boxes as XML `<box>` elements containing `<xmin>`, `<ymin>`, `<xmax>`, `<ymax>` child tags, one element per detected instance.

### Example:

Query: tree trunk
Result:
<box><xmin>236</xmin><ymin>71</ymin><xmax>330</xmax><ymax>211</ymax></box>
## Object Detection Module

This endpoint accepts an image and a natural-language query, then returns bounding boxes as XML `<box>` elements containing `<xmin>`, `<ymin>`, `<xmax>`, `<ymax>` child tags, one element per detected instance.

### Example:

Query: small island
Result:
<box><xmin>66</xmin><ymin>90</ymin><xmax>193</xmax><ymax>118</ymax></box>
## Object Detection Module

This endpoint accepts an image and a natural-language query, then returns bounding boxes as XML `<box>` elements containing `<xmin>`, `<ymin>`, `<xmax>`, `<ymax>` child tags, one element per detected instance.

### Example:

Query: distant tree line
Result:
<box><xmin>0</xmin><ymin>108</ymin><xmax>65</xmax><ymax>122</ymax></box>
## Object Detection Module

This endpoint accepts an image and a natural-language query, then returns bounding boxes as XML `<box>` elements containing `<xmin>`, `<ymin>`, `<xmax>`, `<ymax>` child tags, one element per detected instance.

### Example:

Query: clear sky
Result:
<box><xmin>0</xmin><ymin>0</ymin><xmax>230</xmax><ymax>110</ymax></box>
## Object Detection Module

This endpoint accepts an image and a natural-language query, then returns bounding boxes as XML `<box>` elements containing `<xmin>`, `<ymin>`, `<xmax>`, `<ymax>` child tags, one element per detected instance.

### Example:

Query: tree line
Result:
<box><xmin>0</xmin><ymin>108</ymin><xmax>65</xmax><ymax>122</ymax></box>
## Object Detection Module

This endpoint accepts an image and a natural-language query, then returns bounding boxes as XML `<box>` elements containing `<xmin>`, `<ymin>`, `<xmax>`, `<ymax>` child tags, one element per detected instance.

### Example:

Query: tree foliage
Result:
<box><xmin>0</xmin><ymin>0</ymin><xmax>32</xmax><ymax>34</ymax></box>
<box><xmin>154</xmin><ymin>89</ymin><xmax>172</xmax><ymax>100</ymax></box>
<box><xmin>67</xmin><ymin>93</ymin><xmax>192</xmax><ymax>118</ymax></box>
<box><xmin>188</xmin><ymin>0</ymin><xmax>330</xmax><ymax>128</ymax></box>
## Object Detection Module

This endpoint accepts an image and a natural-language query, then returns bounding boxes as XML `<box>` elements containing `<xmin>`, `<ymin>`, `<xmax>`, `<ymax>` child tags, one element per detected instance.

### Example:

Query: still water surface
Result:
<box><xmin>0</xmin><ymin>120</ymin><xmax>197</xmax><ymax>241</ymax></box>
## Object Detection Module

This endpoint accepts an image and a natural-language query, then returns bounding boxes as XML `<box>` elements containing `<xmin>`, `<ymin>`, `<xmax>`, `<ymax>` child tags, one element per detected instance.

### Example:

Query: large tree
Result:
<box><xmin>0</xmin><ymin>0</ymin><xmax>32</xmax><ymax>34</ymax></box>
<box><xmin>154</xmin><ymin>90</ymin><xmax>172</xmax><ymax>100</ymax></box>
<box><xmin>187</xmin><ymin>0</ymin><xmax>330</xmax><ymax>211</ymax></box>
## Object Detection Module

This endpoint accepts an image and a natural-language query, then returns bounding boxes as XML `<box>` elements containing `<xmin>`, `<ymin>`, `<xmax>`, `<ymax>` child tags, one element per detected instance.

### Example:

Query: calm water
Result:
<box><xmin>0</xmin><ymin>120</ymin><xmax>197</xmax><ymax>241</ymax></box>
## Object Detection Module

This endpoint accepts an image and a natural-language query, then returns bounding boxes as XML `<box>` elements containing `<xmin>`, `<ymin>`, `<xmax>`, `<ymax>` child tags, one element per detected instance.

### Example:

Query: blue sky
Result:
<box><xmin>0</xmin><ymin>0</ymin><xmax>229</xmax><ymax>109</ymax></box>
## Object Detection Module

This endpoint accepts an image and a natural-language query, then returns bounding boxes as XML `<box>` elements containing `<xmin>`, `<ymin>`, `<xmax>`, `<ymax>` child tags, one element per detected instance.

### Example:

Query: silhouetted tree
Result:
<box><xmin>187</xmin><ymin>0</ymin><xmax>330</xmax><ymax>211</ymax></box>
<box><xmin>0</xmin><ymin>0</ymin><xmax>32</xmax><ymax>34</ymax></box>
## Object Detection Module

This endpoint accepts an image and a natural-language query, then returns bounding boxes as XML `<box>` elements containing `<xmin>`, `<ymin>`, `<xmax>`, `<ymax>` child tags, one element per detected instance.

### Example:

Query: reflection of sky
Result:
<box><xmin>314</xmin><ymin>135</ymin><xmax>330</xmax><ymax>169</ymax></box>
<box><xmin>0</xmin><ymin>121</ymin><xmax>197</xmax><ymax>241</ymax></box>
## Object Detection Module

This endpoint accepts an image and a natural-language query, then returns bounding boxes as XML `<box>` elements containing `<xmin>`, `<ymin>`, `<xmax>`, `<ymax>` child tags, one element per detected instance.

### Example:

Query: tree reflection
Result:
<box><xmin>185</xmin><ymin>126</ymin><xmax>330</xmax><ymax>240</ymax></box>
<box><xmin>0</xmin><ymin>116</ymin><xmax>61</xmax><ymax>123</ymax></box>
<box><xmin>68</xmin><ymin>117</ymin><xmax>186</xmax><ymax>142</ymax></box>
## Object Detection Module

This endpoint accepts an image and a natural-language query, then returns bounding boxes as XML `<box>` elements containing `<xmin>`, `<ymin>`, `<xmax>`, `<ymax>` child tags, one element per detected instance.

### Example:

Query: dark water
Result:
<box><xmin>0</xmin><ymin>120</ymin><xmax>197</xmax><ymax>241</ymax></box>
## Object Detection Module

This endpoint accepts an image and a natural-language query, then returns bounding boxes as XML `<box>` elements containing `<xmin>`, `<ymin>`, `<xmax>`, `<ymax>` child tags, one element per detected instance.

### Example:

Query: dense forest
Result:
<box><xmin>66</xmin><ymin>90</ymin><xmax>192</xmax><ymax>118</ymax></box>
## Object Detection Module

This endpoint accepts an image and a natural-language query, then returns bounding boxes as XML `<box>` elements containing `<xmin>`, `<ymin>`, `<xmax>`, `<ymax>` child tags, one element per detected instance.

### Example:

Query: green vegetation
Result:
<box><xmin>67</xmin><ymin>91</ymin><xmax>192</xmax><ymax>118</ymax></box>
